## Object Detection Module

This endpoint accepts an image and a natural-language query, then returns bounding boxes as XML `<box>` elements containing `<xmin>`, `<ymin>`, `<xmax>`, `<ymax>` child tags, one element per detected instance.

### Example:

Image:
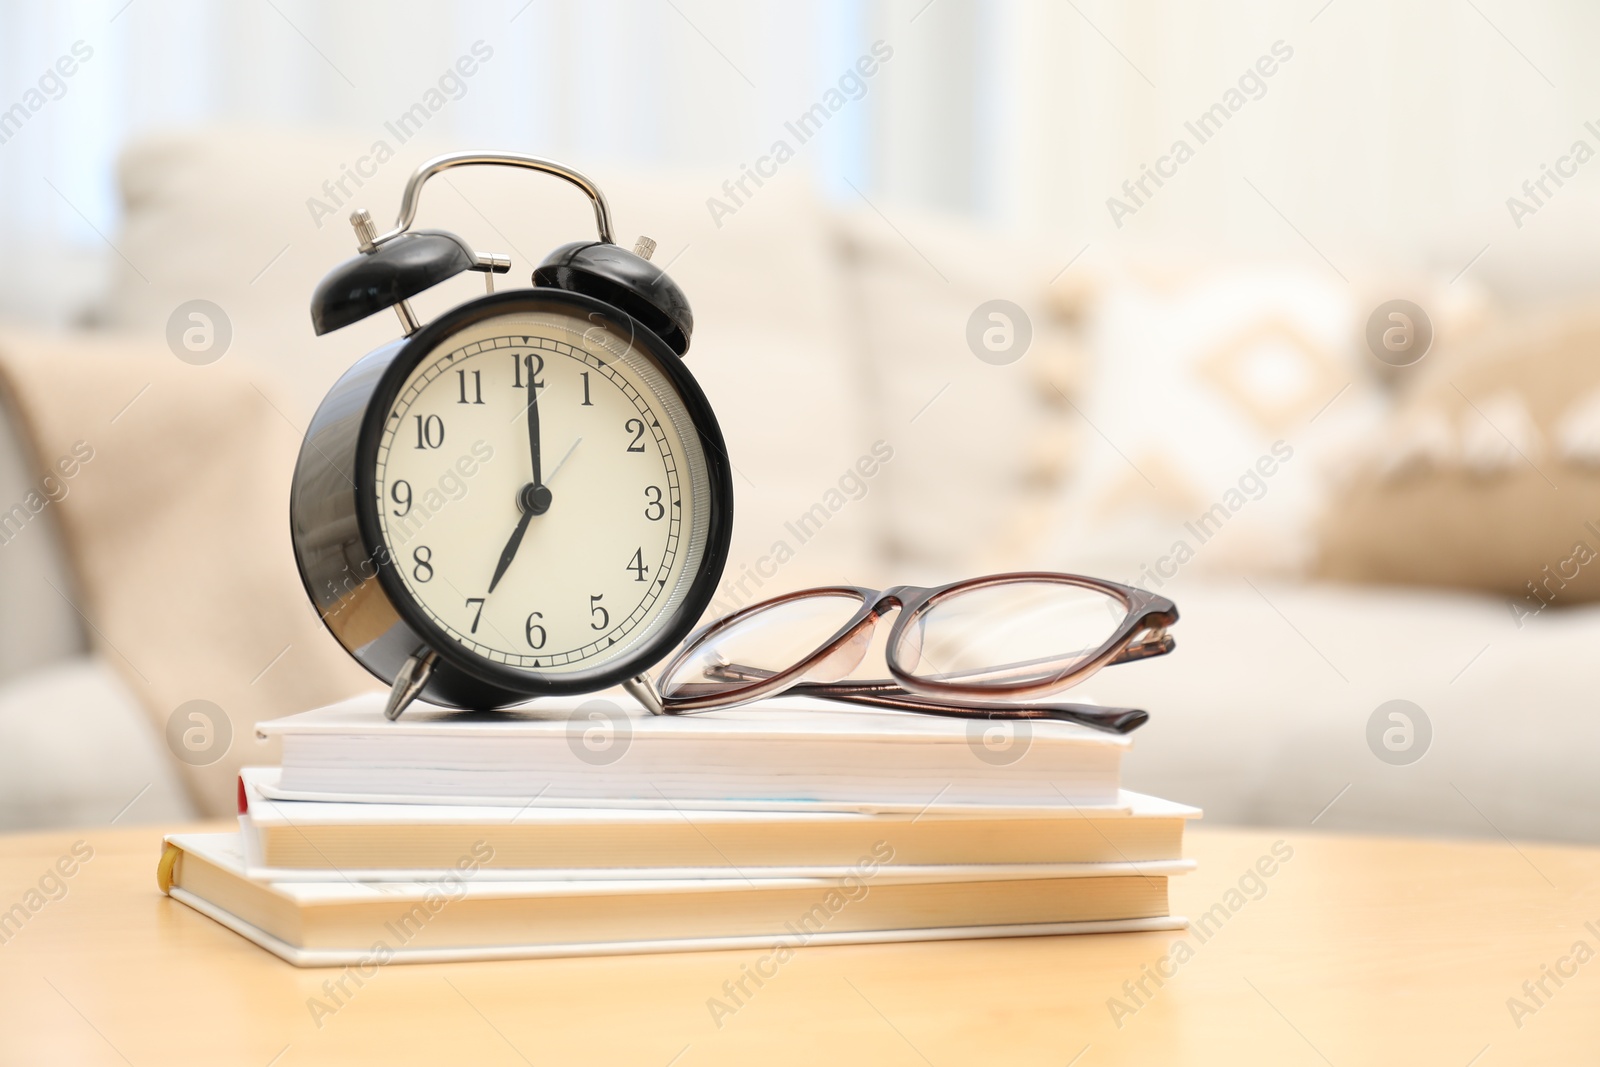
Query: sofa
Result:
<box><xmin>3</xmin><ymin>126</ymin><xmax>1594</xmax><ymax>844</ymax></box>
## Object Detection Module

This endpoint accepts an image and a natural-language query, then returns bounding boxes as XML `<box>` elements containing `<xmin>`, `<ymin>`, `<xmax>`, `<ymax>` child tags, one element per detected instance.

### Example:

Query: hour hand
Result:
<box><xmin>488</xmin><ymin>482</ymin><xmax>551</xmax><ymax>594</ymax></box>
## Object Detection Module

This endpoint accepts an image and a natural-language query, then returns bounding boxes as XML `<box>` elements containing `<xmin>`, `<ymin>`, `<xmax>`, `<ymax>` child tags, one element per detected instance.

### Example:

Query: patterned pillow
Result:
<box><xmin>1035</xmin><ymin>255</ymin><xmax>1389</xmax><ymax>585</ymax></box>
<box><xmin>1316</xmin><ymin>308</ymin><xmax>1600</xmax><ymax>612</ymax></box>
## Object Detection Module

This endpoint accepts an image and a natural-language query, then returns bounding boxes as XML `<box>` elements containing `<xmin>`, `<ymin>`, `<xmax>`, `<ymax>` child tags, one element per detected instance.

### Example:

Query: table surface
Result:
<box><xmin>0</xmin><ymin>821</ymin><xmax>1596</xmax><ymax>1065</ymax></box>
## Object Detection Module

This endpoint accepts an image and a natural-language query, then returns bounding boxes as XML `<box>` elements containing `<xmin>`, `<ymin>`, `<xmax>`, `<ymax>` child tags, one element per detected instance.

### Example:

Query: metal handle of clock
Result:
<box><xmin>372</xmin><ymin>151</ymin><xmax>615</xmax><ymax>247</ymax></box>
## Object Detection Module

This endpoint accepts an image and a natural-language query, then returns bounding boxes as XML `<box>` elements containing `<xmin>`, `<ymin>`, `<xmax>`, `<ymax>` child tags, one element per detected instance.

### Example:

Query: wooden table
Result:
<box><xmin>1</xmin><ymin>822</ymin><xmax>1596</xmax><ymax>1065</ymax></box>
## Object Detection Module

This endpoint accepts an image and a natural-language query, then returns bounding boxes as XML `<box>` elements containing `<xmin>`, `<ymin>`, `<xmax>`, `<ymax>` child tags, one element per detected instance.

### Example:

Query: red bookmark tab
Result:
<box><xmin>237</xmin><ymin>776</ymin><xmax>248</xmax><ymax>814</ymax></box>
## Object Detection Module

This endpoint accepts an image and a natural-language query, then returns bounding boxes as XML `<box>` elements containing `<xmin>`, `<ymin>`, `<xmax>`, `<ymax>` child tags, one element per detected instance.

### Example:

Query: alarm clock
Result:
<box><xmin>290</xmin><ymin>152</ymin><xmax>733</xmax><ymax>721</ymax></box>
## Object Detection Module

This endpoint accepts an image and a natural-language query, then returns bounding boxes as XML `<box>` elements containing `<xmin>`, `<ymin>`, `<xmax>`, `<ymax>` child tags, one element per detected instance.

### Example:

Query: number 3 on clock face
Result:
<box><xmin>344</xmin><ymin>293</ymin><xmax>731</xmax><ymax>699</ymax></box>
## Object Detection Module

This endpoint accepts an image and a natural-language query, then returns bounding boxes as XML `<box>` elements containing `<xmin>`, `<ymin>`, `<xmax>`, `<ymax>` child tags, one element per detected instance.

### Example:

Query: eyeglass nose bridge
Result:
<box><xmin>802</xmin><ymin>586</ymin><xmax>933</xmax><ymax>683</ymax></box>
<box><xmin>872</xmin><ymin>585</ymin><xmax>927</xmax><ymax>615</ymax></box>
<box><xmin>803</xmin><ymin>596</ymin><xmax>896</xmax><ymax>683</ymax></box>
<box><xmin>877</xmin><ymin>585</ymin><xmax>953</xmax><ymax>679</ymax></box>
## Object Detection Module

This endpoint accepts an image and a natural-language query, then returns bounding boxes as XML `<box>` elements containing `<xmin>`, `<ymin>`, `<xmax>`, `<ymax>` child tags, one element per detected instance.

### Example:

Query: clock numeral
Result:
<box><xmin>413</xmin><ymin>414</ymin><xmax>445</xmax><ymax>449</ymax></box>
<box><xmin>512</xmin><ymin>353</ymin><xmax>545</xmax><ymax>390</ymax></box>
<box><xmin>524</xmin><ymin>611</ymin><xmax>547</xmax><ymax>649</ymax></box>
<box><xmin>579</xmin><ymin>371</ymin><xmax>594</xmax><ymax>406</ymax></box>
<box><xmin>456</xmin><ymin>369</ymin><xmax>484</xmax><ymax>405</ymax></box>
<box><xmin>465</xmin><ymin>597</ymin><xmax>485</xmax><ymax>633</ymax></box>
<box><xmin>589</xmin><ymin>594</ymin><xmax>610</xmax><ymax>631</ymax></box>
<box><xmin>412</xmin><ymin>546</ymin><xmax>434</xmax><ymax>583</ymax></box>
<box><xmin>643</xmin><ymin>485</ymin><xmax>665</xmax><ymax>521</ymax></box>
<box><xmin>391</xmin><ymin>480</ymin><xmax>412</xmax><ymax>517</ymax></box>
<box><xmin>624</xmin><ymin>418</ymin><xmax>646</xmax><ymax>453</ymax></box>
<box><xmin>626</xmin><ymin>547</ymin><xmax>649</xmax><ymax>582</ymax></box>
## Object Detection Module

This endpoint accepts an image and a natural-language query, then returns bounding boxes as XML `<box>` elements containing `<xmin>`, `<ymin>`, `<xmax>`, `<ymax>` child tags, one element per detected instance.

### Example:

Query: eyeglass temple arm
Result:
<box><xmin>768</xmin><ymin>681</ymin><xmax>1149</xmax><ymax>735</ymax></box>
<box><xmin>672</xmin><ymin>658</ymin><xmax>1157</xmax><ymax>733</ymax></box>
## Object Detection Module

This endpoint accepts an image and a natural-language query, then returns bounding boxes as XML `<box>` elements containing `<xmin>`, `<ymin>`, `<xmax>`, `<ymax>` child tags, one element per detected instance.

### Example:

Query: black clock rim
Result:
<box><xmin>352</xmin><ymin>287</ymin><xmax>734</xmax><ymax>699</ymax></box>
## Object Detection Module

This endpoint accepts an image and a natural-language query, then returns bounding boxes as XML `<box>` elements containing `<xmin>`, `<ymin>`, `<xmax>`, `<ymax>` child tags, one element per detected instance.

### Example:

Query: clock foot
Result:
<box><xmin>623</xmin><ymin>673</ymin><xmax>665</xmax><ymax>716</ymax></box>
<box><xmin>385</xmin><ymin>649</ymin><xmax>438</xmax><ymax>721</ymax></box>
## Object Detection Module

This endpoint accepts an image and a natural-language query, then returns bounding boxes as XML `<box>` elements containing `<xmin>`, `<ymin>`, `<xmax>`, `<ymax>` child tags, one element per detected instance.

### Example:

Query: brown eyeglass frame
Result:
<box><xmin>655</xmin><ymin>572</ymin><xmax>1178</xmax><ymax>735</ymax></box>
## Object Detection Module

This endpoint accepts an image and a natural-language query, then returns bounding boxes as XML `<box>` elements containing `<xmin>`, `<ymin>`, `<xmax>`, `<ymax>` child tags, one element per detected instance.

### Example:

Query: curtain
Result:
<box><xmin>3</xmin><ymin>0</ymin><xmax>1599</xmax><ymax>326</ymax></box>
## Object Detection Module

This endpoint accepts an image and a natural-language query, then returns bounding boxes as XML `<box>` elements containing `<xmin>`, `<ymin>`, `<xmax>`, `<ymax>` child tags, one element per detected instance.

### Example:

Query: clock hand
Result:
<box><xmin>487</xmin><ymin>500</ymin><xmax>536</xmax><ymax>594</ymax></box>
<box><xmin>488</xmin><ymin>481</ymin><xmax>551</xmax><ymax>593</ymax></box>
<box><xmin>487</xmin><ymin>356</ymin><xmax>553</xmax><ymax>596</ymax></box>
<box><xmin>524</xmin><ymin>354</ymin><xmax>543</xmax><ymax>489</ymax></box>
<box><xmin>546</xmin><ymin>435</ymin><xmax>582</xmax><ymax>481</ymax></box>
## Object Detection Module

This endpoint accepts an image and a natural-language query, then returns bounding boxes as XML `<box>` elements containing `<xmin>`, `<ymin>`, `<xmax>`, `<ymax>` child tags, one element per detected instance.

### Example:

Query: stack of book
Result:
<box><xmin>159</xmin><ymin>694</ymin><xmax>1197</xmax><ymax>965</ymax></box>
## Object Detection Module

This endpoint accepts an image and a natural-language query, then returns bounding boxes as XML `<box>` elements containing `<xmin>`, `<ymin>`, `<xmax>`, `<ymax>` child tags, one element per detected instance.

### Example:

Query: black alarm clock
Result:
<box><xmin>290</xmin><ymin>152</ymin><xmax>733</xmax><ymax>720</ymax></box>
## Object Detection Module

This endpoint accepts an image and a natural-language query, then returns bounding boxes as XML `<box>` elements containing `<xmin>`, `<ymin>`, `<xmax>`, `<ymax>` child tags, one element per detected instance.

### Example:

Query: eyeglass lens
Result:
<box><xmin>658</xmin><ymin>591</ymin><xmax>868</xmax><ymax>699</ymax></box>
<box><xmin>894</xmin><ymin>579</ymin><xmax>1127</xmax><ymax>689</ymax></box>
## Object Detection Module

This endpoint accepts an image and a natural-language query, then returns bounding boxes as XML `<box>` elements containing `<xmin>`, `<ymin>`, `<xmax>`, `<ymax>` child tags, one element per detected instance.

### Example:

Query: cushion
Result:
<box><xmin>1080</xmin><ymin>580</ymin><xmax>1600</xmax><ymax>844</ymax></box>
<box><xmin>1034</xmin><ymin>253</ymin><xmax>1392</xmax><ymax>582</ymax></box>
<box><xmin>830</xmin><ymin>205</ymin><xmax>1085</xmax><ymax>581</ymax></box>
<box><xmin>1315</xmin><ymin>307</ymin><xmax>1600</xmax><ymax>610</ymax></box>
<box><xmin>0</xmin><ymin>374</ymin><xmax>84</xmax><ymax>684</ymax></box>
<box><xmin>0</xmin><ymin>657</ymin><xmax>194</xmax><ymax>831</ymax></box>
<box><xmin>0</xmin><ymin>326</ymin><xmax>379</xmax><ymax>818</ymax></box>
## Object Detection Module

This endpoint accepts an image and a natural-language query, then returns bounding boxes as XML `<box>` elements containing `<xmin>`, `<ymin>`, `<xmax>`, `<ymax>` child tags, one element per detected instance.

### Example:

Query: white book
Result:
<box><xmin>237</xmin><ymin>767</ymin><xmax>1199</xmax><ymax>881</ymax></box>
<box><xmin>255</xmin><ymin>693</ymin><xmax>1130</xmax><ymax>810</ymax></box>
<box><xmin>160</xmin><ymin>832</ymin><xmax>1189</xmax><ymax>967</ymax></box>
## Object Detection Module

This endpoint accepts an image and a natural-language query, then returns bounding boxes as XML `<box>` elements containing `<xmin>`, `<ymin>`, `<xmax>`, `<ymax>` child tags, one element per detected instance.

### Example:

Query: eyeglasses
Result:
<box><xmin>654</xmin><ymin>572</ymin><xmax>1177</xmax><ymax>734</ymax></box>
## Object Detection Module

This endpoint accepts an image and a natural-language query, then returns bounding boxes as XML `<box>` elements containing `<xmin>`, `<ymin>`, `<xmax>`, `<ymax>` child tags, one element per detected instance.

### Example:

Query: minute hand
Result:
<box><xmin>488</xmin><ymin>356</ymin><xmax>550</xmax><ymax>595</ymax></box>
<box><xmin>525</xmin><ymin>354</ymin><xmax>543</xmax><ymax>488</ymax></box>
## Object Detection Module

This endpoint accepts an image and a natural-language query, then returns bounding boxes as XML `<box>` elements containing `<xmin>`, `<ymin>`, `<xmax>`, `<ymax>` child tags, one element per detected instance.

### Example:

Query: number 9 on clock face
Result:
<box><xmin>342</xmin><ymin>292</ymin><xmax>731</xmax><ymax>700</ymax></box>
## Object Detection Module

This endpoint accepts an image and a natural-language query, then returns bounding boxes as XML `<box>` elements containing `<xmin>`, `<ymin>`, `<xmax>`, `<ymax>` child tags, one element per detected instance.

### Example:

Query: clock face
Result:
<box><xmin>369</xmin><ymin>306</ymin><xmax>716</xmax><ymax>678</ymax></box>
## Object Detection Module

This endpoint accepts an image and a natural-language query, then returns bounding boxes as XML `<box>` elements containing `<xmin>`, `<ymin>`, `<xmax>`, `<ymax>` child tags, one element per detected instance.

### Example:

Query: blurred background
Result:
<box><xmin>1</xmin><ymin>0</ymin><xmax>1597</xmax><ymax>842</ymax></box>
